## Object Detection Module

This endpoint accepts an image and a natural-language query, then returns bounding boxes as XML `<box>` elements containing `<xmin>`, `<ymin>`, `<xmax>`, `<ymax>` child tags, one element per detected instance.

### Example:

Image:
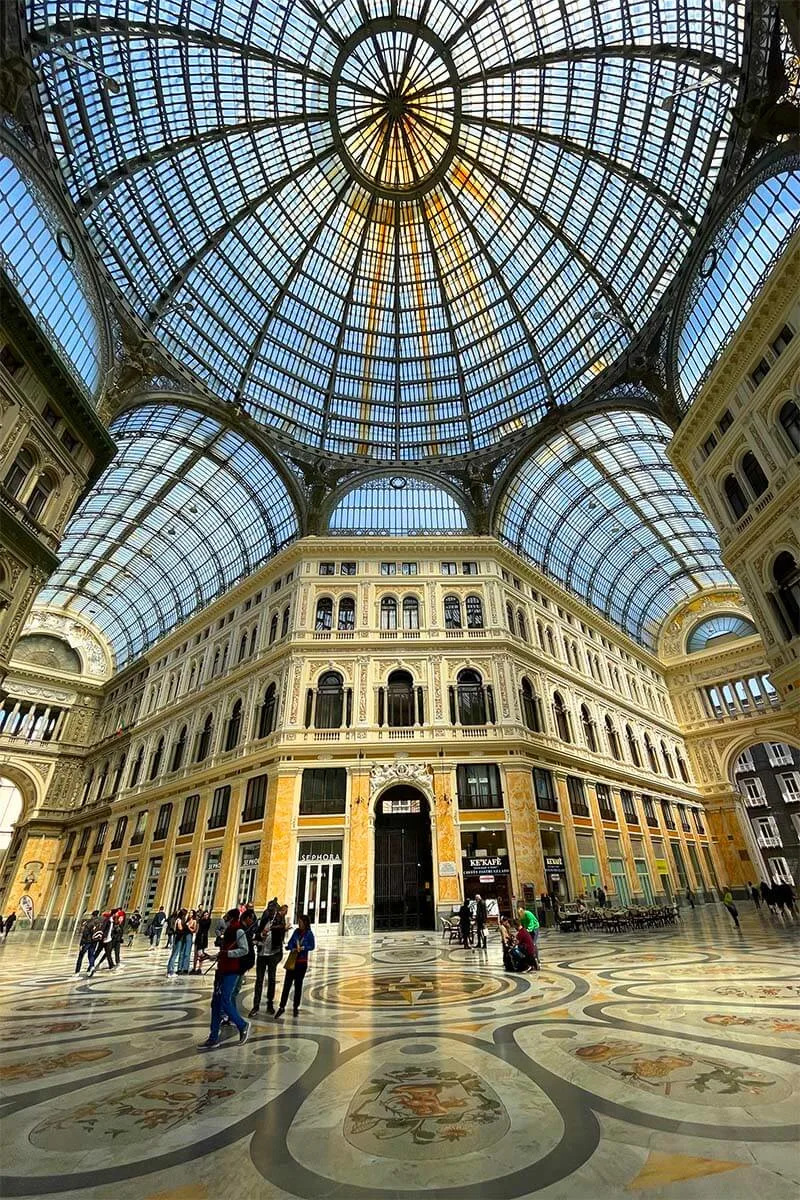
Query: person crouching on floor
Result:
<box><xmin>198</xmin><ymin>909</ymin><xmax>251</xmax><ymax>1049</ymax></box>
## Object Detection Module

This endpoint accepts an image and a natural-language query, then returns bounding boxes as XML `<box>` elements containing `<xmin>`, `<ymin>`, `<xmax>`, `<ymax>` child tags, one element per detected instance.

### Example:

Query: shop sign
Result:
<box><xmin>654</xmin><ymin>858</ymin><xmax>669</xmax><ymax>874</ymax></box>
<box><xmin>479</xmin><ymin>875</ymin><xmax>495</xmax><ymax>883</ymax></box>
<box><xmin>299</xmin><ymin>851</ymin><xmax>342</xmax><ymax>863</ymax></box>
<box><xmin>464</xmin><ymin>856</ymin><xmax>509</xmax><ymax>876</ymax></box>
<box><xmin>439</xmin><ymin>861</ymin><xmax>458</xmax><ymax>877</ymax></box>
<box><xmin>240</xmin><ymin>855</ymin><xmax>259</xmax><ymax>870</ymax></box>
<box><xmin>544</xmin><ymin>855</ymin><xmax>564</xmax><ymax>872</ymax></box>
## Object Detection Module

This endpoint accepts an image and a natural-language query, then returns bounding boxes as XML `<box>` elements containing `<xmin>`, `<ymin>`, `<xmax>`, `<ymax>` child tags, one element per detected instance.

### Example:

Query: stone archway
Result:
<box><xmin>373</xmin><ymin>784</ymin><xmax>435</xmax><ymax>931</ymax></box>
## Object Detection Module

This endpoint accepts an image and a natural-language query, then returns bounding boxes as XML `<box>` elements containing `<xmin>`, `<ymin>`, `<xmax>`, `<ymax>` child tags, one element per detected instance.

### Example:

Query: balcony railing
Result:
<box><xmin>742</xmin><ymin>793</ymin><xmax>768</xmax><ymax>807</ymax></box>
<box><xmin>757</xmin><ymin>834</ymin><xmax>782</xmax><ymax>848</ymax></box>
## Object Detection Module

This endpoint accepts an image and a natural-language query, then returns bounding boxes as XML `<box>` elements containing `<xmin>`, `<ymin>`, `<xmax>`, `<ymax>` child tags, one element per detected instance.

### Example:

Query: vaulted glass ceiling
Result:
<box><xmin>37</xmin><ymin>405</ymin><xmax>299</xmax><ymax>666</ymax></box>
<box><xmin>30</xmin><ymin>0</ymin><xmax>743</xmax><ymax>460</ymax></box>
<box><xmin>328</xmin><ymin>474</ymin><xmax>468</xmax><ymax>534</ymax></box>
<box><xmin>496</xmin><ymin>410</ymin><xmax>735</xmax><ymax>647</ymax></box>
<box><xmin>686</xmin><ymin>613</ymin><xmax>757</xmax><ymax>653</ymax></box>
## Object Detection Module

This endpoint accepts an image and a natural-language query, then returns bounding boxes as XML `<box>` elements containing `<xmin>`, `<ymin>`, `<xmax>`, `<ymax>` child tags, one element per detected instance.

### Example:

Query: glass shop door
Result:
<box><xmin>294</xmin><ymin>860</ymin><xmax>342</xmax><ymax>927</ymax></box>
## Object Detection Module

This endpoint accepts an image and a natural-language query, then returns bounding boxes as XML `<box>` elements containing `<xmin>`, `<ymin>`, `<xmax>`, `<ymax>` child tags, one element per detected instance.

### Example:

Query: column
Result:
<box><xmin>503</xmin><ymin>766</ymin><xmax>545</xmax><ymax>898</ymax></box>
<box><xmin>259</xmin><ymin>766</ymin><xmax>301</xmax><ymax>906</ymax></box>
<box><xmin>214</xmin><ymin>780</ymin><xmax>248</xmax><ymax>911</ymax></box>
<box><xmin>556</xmin><ymin>776</ymin><xmax>583</xmax><ymax>898</ymax></box>
<box><xmin>585</xmin><ymin>781</ymin><xmax>613</xmax><ymax>893</ymax></box>
<box><xmin>342</xmin><ymin>766</ymin><xmax>371</xmax><ymax>934</ymax></box>
<box><xmin>433</xmin><ymin>764</ymin><xmax>460</xmax><ymax>913</ymax></box>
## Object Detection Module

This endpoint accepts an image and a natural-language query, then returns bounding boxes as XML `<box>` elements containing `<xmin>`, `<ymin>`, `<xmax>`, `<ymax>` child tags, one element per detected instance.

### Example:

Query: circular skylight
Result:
<box><xmin>32</xmin><ymin>0</ymin><xmax>743</xmax><ymax>459</ymax></box>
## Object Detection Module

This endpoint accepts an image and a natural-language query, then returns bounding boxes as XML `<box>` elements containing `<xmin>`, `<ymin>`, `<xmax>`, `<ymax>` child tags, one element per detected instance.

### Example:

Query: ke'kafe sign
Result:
<box><xmin>545</xmin><ymin>855</ymin><xmax>565</xmax><ymax>872</ymax></box>
<box><xmin>463</xmin><ymin>856</ymin><xmax>509</xmax><ymax>876</ymax></box>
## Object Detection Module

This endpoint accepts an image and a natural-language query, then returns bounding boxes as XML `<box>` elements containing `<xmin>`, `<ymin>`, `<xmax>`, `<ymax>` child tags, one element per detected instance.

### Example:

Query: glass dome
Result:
<box><xmin>677</xmin><ymin>167</ymin><xmax>800</xmax><ymax>408</ymax></box>
<box><xmin>36</xmin><ymin>404</ymin><xmax>299</xmax><ymax>665</ymax></box>
<box><xmin>0</xmin><ymin>152</ymin><xmax>102</xmax><ymax>399</ymax></box>
<box><xmin>31</xmin><ymin>0</ymin><xmax>743</xmax><ymax>460</ymax></box>
<box><xmin>496</xmin><ymin>410</ymin><xmax>734</xmax><ymax>646</ymax></box>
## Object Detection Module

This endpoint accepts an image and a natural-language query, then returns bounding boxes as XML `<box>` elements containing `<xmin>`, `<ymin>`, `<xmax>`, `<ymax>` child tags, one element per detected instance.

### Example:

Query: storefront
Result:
<box><xmin>236</xmin><ymin>841</ymin><xmax>260</xmax><ymax>904</ymax></box>
<box><xmin>169</xmin><ymin>853</ymin><xmax>189</xmax><ymax>912</ymax></box>
<box><xmin>198</xmin><ymin>848</ymin><xmax>221</xmax><ymax>912</ymax></box>
<box><xmin>605</xmin><ymin>836</ymin><xmax>631</xmax><ymax>906</ymax></box>
<box><xmin>629</xmin><ymin>838</ymin><xmax>654</xmax><ymax>904</ymax></box>
<box><xmin>670</xmin><ymin>840</ymin><xmax>690</xmax><ymax>891</ymax></box>
<box><xmin>460</xmin><ymin>828</ymin><xmax>511</xmax><ymax>915</ymax></box>
<box><xmin>651</xmin><ymin>839</ymin><xmax>673</xmax><ymax>898</ymax></box>
<box><xmin>540</xmin><ymin>827</ymin><xmax>570</xmax><ymax>900</ymax></box>
<box><xmin>294</xmin><ymin>839</ymin><xmax>342</xmax><ymax>929</ymax></box>
<box><xmin>575</xmin><ymin>832</ymin><xmax>600</xmax><ymax>896</ymax></box>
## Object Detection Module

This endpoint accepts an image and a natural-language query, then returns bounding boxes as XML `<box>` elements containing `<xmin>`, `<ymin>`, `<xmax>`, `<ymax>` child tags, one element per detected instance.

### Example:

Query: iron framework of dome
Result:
<box><xmin>29</xmin><ymin>0</ymin><xmax>745</xmax><ymax>461</ymax></box>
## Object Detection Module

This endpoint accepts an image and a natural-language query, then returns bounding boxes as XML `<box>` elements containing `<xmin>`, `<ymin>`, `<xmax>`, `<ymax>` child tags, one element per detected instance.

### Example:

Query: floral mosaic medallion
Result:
<box><xmin>573</xmin><ymin>1039</ymin><xmax>791</xmax><ymax>1106</ymax></box>
<box><xmin>318</xmin><ymin>971</ymin><xmax>511</xmax><ymax>1008</ymax></box>
<box><xmin>0</xmin><ymin>1046</ymin><xmax>111</xmax><ymax>1082</ymax></box>
<box><xmin>714</xmin><ymin>984</ymin><xmax>800</xmax><ymax>1000</ymax></box>
<box><xmin>0</xmin><ymin>1020</ymin><xmax>88</xmax><ymax>1041</ymax></box>
<box><xmin>29</xmin><ymin>1063</ymin><xmax>263</xmax><ymax>1151</ymax></box>
<box><xmin>702</xmin><ymin>1013</ymin><xmax>800</xmax><ymax>1034</ymax></box>
<box><xmin>343</xmin><ymin>1060</ymin><xmax>510</xmax><ymax>1159</ymax></box>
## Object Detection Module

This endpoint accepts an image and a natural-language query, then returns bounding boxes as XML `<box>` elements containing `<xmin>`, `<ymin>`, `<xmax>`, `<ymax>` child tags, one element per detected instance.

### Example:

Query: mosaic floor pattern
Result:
<box><xmin>0</xmin><ymin>906</ymin><xmax>798</xmax><ymax>1199</ymax></box>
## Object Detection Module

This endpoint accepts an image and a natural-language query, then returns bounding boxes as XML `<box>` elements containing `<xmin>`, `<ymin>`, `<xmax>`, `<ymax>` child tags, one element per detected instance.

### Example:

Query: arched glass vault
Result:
<box><xmin>495</xmin><ymin>410</ymin><xmax>734</xmax><ymax>647</ymax></box>
<box><xmin>327</xmin><ymin>474</ymin><xmax>469</xmax><ymax>534</ymax></box>
<box><xmin>29</xmin><ymin>0</ymin><xmax>743</xmax><ymax>460</ymax></box>
<box><xmin>36</xmin><ymin>405</ymin><xmax>299</xmax><ymax>665</ymax></box>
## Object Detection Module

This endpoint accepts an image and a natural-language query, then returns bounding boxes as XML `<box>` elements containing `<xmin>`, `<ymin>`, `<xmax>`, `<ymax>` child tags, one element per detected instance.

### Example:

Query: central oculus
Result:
<box><xmin>330</xmin><ymin>19</ymin><xmax>461</xmax><ymax>200</ymax></box>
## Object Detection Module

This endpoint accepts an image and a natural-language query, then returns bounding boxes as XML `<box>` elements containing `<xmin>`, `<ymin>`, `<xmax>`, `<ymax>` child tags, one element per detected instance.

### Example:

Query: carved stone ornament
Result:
<box><xmin>21</xmin><ymin>609</ymin><xmax>112</xmax><ymax>678</ymax></box>
<box><xmin>369</xmin><ymin>760</ymin><xmax>433</xmax><ymax>797</ymax></box>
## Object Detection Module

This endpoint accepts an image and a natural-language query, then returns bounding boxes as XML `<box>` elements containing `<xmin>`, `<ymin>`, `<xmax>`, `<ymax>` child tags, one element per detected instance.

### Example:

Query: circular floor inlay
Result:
<box><xmin>316</xmin><ymin>971</ymin><xmax>510</xmax><ymax>1009</ymax></box>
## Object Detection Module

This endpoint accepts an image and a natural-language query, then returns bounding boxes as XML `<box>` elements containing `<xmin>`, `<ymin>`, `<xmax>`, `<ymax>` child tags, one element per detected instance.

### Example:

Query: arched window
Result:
<box><xmin>386</xmin><ymin>670</ymin><xmax>415</xmax><ymax>727</ymax></box>
<box><xmin>402</xmin><ymin>596</ymin><xmax>419</xmax><ymax>630</ymax></box>
<box><xmin>224</xmin><ymin>699</ymin><xmax>243</xmax><ymax>751</ymax></box>
<box><xmin>269</xmin><ymin>614</ymin><xmax>278</xmax><ymax>644</ymax></box>
<box><xmin>221</xmin><ymin>641</ymin><xmax>230</xmax><ymax>672</ymax></box>
<box><xmin>661</xmin><ymin>740</ymin><xmax>675</xmax><ymax>778</ymax></box>
<box><xmin>315</xmin><ymin>597</ymin><xmax>333</xmax><ymax>631</ymax></box>
<box><xmin>625</xmin><ymin>724</ymin><xmax>642</xmax><ymax>767</ymax></box>
<box><xmin>187</xmin><ymin>661</ymin><xmax>197</xmax><ymax>690</ymax></box>
<box><xmin>644</xmin><ymin>734</ymin><xmax>659</xmax><ymax>773</ymax></box>
<box><xmin>258</xmin><ymin>683</ymin><xmax>277</xmax><ymax>738</ymax></box>
<box><xmin>444</xmin><ymin>595</ymin><xmax>462</xmax><ymax>629</ymax></box>
<box><xmin>281</xmin><ymin>605</ymin><xmax>290</xmax><ymax>637</ymax></box>
<box><xmin>97</xmin><ymin>760</ymin><xmax>109</xmax><ymax>797</ymax></box>
<box><xmin>26</xmin><ymin>471</ymin><xmax>57</xmax><ymax>521</ymax></box>
<box><xmin>466</xmin><ymin>595</ymin><xmax>484</xmax><ymax>629</ymax></box>
<box><xmin>149</xmin><ymin>736</ymin><xmax>164</xmax><ymax>780</ymax></box>
<box><xmin>196</xmin><ymin>713</ymin><xmax>214</xmax><ymax>762</ymax></box>
<box><xmin>506</xmin><ymin>602</ymin><xmax>515</xmax><ymax>634</ymax></box>
<box><xmin>723</xmin><ymin>474</ymin><xmax>749</xmax><ymax>519</ymax></box>
<box><xmin>581</xmin><ymin>704</ymin><xmax>597</xmax><ymax>752</ymax></box>
<box><xmin>380</xmin><ymin>596</ymin><xmax>397</xmax><ymax>630</ymax></box>
<box><xmin>546</xmin><ymin>627</ymin><xmax>556</xmax><ymax>657</ymax></box>
<box><xmin>677</xmin><ymin>752</ymin><xmax>690</xmax><ymax>783</ymax></box>
<box><xmin>517</xmin><ymin>610</ymin><xmax>528</xmax><ymax>641</ymax></box>
<box><xmin>238</xmin><ymin>632</ymin><xmax>248</xmax><ymax>663</ymax></box>
<box><xmin>605</xmin><ymin>716</ymin><xmax>621</xmax><ymax>760</ymax></box>
<box><xmin>249</xmin><ymin>626</ymin><xmax>258</xmax><ymax>656</ymax></box>
<box><xmin>171</xmin><ymin>725</ymin><xmax>187</xmax><ymax>772</ymax></box>
<box><xmin>772</xmin><ymin>551</ymin><xmax>800</xmax><ymax>637</ymax></box>
<box><xmin>520</xmin><ymin>677</ymin><xmax>541</xmax><ymax>731</ymax></box>
<box><xmin>553</xmin><ymin>692</ymin><xmax>571</xmax><ymax>742</ymax></box>
<box><xmin>129</xmin><ymin>745</ymin><xmax>144</xmax><ymax>787</ymax></box>
<box><xmin>3</xmin><ymin>446</ymin><xmax>36</xmax><ymax>498</ymax></box>
<box><xmin>315</xmin><ymin>671</ymin><xmax>344</xmax><ymax>729</ymax></box>
<box><xmin>211</xmin><ymin>647</ymin><xmax>221</xmax><ymax>676</ymax></box>
<box><xmin>338</xmin><ymin>596</ymin><xmax>355</xmax><ymax>631</ymax></box>
<box><xmin>455</xmin><ymin>669</ymin><xmax>492</xmax><ymax>726</ymax></box>
<box><xmin>537</xmin><ymin>620</ymin><xmax>545</xmax><ymax>649</ymax></box>
<box><xmin>741</xmin><ymin>451</ymin><xmax>768</xmax><ymax>497</ymax></box>
<box><xmin>112</xmin><ymin>753</ymin><xmax>126</xmax><ymax>792</ymax></box>
<box><xmin>779</xmin><ymin>400</ymin><xmax>800</xmax><ymax>452</ymax></box>
<box><xmin>81</xmin><ymin>767</ymin><xmax>95</xmax><ymax>804</ymax></box>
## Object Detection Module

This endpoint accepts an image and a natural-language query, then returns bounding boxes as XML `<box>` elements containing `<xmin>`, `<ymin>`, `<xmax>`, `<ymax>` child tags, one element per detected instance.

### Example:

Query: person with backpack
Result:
<box><xmin>111</xmin><ymin>909</ymin><xmax>126</xmax><ymax>967</ymax></box>
<box><xmin>198</xmin><ymin>909</ymin><xmax>251</xmax><ymax>1049</ymax></box>
<box><xmin>148</xmin><ymin>906</ymin><xmax>167</xmax><ymax>948</ymax></box>
<box><xmin>229</xmin><ymin>906</ymin><xmax>257</xmax><ymax>1009</ymax></box>
<box><xmin>74</xmin><ymin>911</ymin><xmax>101</xmax><ymax>975</ymax></box>
<box><xmin>126</xmin><ymin>909</ymin><xmax>142</xmax><ymax>947</ymax></box>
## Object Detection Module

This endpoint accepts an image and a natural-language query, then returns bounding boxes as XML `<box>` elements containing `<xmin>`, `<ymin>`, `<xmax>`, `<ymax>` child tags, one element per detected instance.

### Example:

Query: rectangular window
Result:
<box><xmin>120</xmin><ymin>861</ymin><xmax>138</xmax><ymax>909</ymax></box>
<box><xmin>92</xmin><ymin>822</ymin><xmax>108</xmax><ymax>854</ymax></box>
<box><xmin>612</xmin><ymin>791</ymin><xmax>634</xmax><ymax>827</ymax></box>
<box><xmin>208</xmin><ymin>785</ymin><xmax>231</xmax><ymax>830</ymax></box>
<box><xmin>62</xmin><ymin>831</ymin><xmax>76</xmax><ymax>860</ymax></box>
<box><xmin>767</xmin><ymin>743</ymin><xmax>792</xmax><ymax>766</ymax></box>
<box><xmin>740</xmin><ymin>777</ymin><xmax>766</xmax><ymax>804</ymax></box>
<box><xmin>661</xmin><ymin>800</ymin><xmax>676</xmax><ymax>830</ymax></box>
<box><xmin>0</xmin><ymin>344</ymin><xmax>23</xmax><ymax>375</ymax></box>
<box><xmin>340</xmin><ymin>562</ymin><xmax>356</xmax><ymax>575</ymax></box>
<box><xmin>380</xmin><ymin>562</ymin><xmax>397</xmax><ymax>575</ymax></box>
<box><xmin>179</xmin><ymin>794</ymin><xmax>200</xmax><ymax>835</ymax></box>
<box><xmin>772</xmin><ymin>324</ymin><xmax>795</xmax><ymax>355</ymax></box>
<box><xmin>153</xmin><ymin>803</ymin><xmax>172</xmax><ymax>841</ymax></box>
<box><xmin>401</xmin><ymin>562</ymin><xmax>418</xmax><ymax>575</ymax></box>
<box><xmin>319</xmin><ymin>562</ymin><xmax>335</xmax><ymax>575</ymax></box>
<box><xmin>300</xmin><ymin>767</ymin><xmax>347</xmax><ymax>815</ymax></box>
<box><xmin>533</xmin><ymin>767</ymin><xmax>558</xmax><ymax>813</ymax></box>
<box><xmin>130</xmin><ymin>811</ymin><xmax>147</xmax><ymax>845</ymax></box>
<box><xmin>701</xmin><ymin>433</ymin><xmax>717</xmax><ymax>457</ymax></box>
<box><xmin>42</xmin><ymin>403</ymin><xmax>59</xmax><ymax>428</ymax></box>
<box><xmin>717</xmin><ymin>409</ymin><xmax>733</xmax><ymax>434</ymax></box>
<box><xmin>642</xmin><ymin>795</ymin><xmax>658</xmax><ymax>827</ymax></box>
<box><xmin>769</xmin><ymin>857</ymin><xmax>794</xmax><ymax>884</ymax></box>
<box><xmin>567</xmin><ymin>776</ymin><xmax>589</xmax><ymax>817</ymax></box>
<box><xmin>110</xmin><ymin>816</ymin><xmax>127</xmax><ymax>850</ymax></box>
<box><xmin>693</xmin><ymin>808</ymin><xmax>706</xmax><ymax>834</ymax></box>
<box><xmin>596</xmin><ymin>783</ymin><xmax>616</xmax><ymax>821</ymax></box>
<box><xmin>237</xmin><ymin>842</ymin><xmax>260</xmax><ymax>903</ymax></box>
<box><xmin>456</xmin><ymin>763</ymin><xmax>503</xmax><ymax>809</ymax></box>
<box><xmin>462</xmin><ymin>561</ymin><xmax>478</xmax><ymax>575</ymax></box>
<box><xmin>750</xmin><ymin>358</ymin><xmax>770</xmax><ymax>386</ymax></box>
<box><xmin>440</xmin><ymin>561</ymin><xmax>457</xmax><ymax>575</ymax></box>
<box><xmin>679</xmin><ymin>806</ymin><xmax>691</xmax><ymax>832</ymax></box>
<box><xmin>779</xmin><ymin>772</ymin><xmax>800</xmax><ymax>801</ymax></box>
<box><xmin>242</xmin><ymin>774</ymin><xmax>268</xmax><ymax>821</ymax></box>
<box><xmin>199</xmin><ymin>849</ymin><xmax>222</xmax><ymax>911</ymax></box>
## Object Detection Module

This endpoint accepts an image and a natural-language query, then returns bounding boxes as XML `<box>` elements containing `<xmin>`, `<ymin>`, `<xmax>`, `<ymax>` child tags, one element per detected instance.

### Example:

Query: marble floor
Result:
<box><xmin>0</xmin><ymin>906</ymin><xmax>799</xmax><ymax>1200</ymax></box>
